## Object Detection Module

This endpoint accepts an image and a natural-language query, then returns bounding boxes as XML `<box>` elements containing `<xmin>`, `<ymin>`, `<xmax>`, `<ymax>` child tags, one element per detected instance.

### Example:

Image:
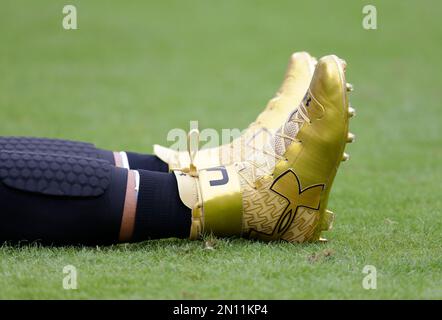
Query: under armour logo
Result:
<box><xmin>250</xmin><ymin>170</ymin><xmax>324</xmax><ymax>241</ymax></box>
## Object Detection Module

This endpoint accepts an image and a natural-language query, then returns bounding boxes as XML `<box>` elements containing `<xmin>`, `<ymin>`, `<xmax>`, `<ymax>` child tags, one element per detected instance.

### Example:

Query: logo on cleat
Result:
<box><xmin>206</xmin><ymin>166</ymin><xmax>229</xmax><ymax>186</ymax></box>
<box><xmin>249</xmin><ymin>170</ymin><xmax>324</xmax><ymax>241</ymax></box>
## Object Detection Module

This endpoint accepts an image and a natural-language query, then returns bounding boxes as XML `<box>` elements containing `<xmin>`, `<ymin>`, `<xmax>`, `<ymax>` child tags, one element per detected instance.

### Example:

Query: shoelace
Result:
<box><xmin>172</xmin><ymin>128</ymin><xmax>200</xmax><ymax>176</ymax></box>
<box><xmin>238</xmin><ymin>100</ymin><xmax>311</xmax><ymax>189</ymax></box>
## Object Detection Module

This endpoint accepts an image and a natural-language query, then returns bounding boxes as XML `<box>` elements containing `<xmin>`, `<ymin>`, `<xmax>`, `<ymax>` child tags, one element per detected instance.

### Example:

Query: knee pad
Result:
<box><xmin>0</xmin><ymin>137</ymin><xmax>114</xmax><ymax>163</ymax></box>
<box><xmin>0</xmin><ymin>150</ymin><xmax>111</xmax><ymax>197</ymax></box>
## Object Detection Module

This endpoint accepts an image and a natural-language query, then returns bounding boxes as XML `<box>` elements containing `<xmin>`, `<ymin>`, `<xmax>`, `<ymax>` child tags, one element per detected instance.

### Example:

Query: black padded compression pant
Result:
<box><xmin>0</xmin><ymin>150</ymin><xmax>190</xmax><ymax>246</ymax></box>
<box><xmin>0</xmin><ymin>137</ymin><xmax>168</xmax><ymax>172</ymax></box>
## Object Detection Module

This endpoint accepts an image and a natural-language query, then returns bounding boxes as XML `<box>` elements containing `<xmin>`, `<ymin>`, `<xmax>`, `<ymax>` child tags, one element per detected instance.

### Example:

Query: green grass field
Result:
<box><xmin>0</xmin><ymin>0</ymin><xmax>441</xmax><ymax>299</ymax></box>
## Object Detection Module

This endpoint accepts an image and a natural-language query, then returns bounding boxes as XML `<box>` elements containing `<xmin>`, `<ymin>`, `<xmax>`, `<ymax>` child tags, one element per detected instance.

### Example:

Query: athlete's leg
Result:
<box><xmin>0</xmin><ymin>137</ymin><xmax>168</xmax><ymax>172</ymax></box>
<box><xmin>0</xmin><ymin>150</ymin><xmax>189</xmax><ymax>245</ymax></box>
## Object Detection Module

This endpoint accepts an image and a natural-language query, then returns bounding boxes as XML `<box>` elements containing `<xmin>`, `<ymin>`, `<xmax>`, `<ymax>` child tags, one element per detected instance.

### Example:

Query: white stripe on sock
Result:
<box><xmin>120</xmin><ymin>151</ymin><xmax>130</xmax><ymax>169</ymax></box>
<box><xmin>134</xmin><ymin>170</ymin><xmax>140</xmax><ymax>200</ymax></box>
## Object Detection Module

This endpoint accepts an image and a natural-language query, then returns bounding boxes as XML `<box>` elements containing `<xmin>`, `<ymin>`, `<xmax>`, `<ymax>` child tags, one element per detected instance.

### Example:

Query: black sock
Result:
<box><xmin>125</xmin><ymin>152</ymin><xmax>169</xmax><ymax>173</ymax></box>
<box><xmin>133</xmin><ymin>170</ymin><xmax>191</xmax><ymax>241</ymax></box>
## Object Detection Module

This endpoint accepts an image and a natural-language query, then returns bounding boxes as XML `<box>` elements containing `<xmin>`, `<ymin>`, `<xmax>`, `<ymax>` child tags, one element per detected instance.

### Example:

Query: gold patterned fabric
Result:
<box><xmin>174</xmin><ymin>54</ymin><xmax>354</xmax><ymax>243</ymax></box>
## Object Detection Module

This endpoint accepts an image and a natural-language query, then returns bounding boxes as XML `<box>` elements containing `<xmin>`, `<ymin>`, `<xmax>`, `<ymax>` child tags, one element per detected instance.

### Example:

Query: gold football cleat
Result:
<box><xmin>174</xmin><ymin>55</ymin><xmax>355</xmax><ymax>242</ymax></box>
<box><xmin>154</xmin><ymin>51</ymin><xmax>317</xmax><ymax>171</ymax></box>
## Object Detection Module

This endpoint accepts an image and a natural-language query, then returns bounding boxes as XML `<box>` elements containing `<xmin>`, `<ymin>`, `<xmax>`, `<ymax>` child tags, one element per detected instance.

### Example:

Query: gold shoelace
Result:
<box><xmin>238</xmin><ymin>101</ymin><xmax>311</xmax><ymax>189</ymax></box>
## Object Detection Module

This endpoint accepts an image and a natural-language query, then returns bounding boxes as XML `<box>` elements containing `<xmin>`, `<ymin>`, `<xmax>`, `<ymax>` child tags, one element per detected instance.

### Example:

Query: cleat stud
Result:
<box><xmin>347</xmin><ymin>132</ymin><xmax>355</xmax><ymax>143</ymax></box>
<box><xmin>342</xmin><ymin>153</ymin><xmax>350</xmax><ymax>162</ymax></box>
<box><xmin>346</xmin><ymin>83</ymin><xmax>354</xmax><ymax>92</ymax></box>
<box><xmin>340</xmin><ymin>59</ymin><xmax>347</xmax><ymax>69</ymax></box>
<box><xmin>348</xmin><ymin>106</ymin><xmax>356</xmax><ymax>118</ymax></box>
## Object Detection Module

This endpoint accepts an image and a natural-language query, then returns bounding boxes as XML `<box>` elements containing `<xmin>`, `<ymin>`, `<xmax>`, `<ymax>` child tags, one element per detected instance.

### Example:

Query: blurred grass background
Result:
<box><xmin>0</xmin><ymin>0</ymin><xmax>441</xmax><ymax>299</ymax></box>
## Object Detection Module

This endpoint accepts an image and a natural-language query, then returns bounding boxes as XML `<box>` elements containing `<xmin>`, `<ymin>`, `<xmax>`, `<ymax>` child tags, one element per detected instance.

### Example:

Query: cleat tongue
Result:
<box><xmin>342</xmin><ymin>153</ymin><xmax>350</xmax><ymax>162</ymax></box>
<box><xmin>346</xmin><ymin>83</ymin><xmax>354</xmax><ymax>92</ymax></box>
<box><xmin>347</xmin><ymin>132</ymin><xmax>355</xmax><ymax>143</ymax></box>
